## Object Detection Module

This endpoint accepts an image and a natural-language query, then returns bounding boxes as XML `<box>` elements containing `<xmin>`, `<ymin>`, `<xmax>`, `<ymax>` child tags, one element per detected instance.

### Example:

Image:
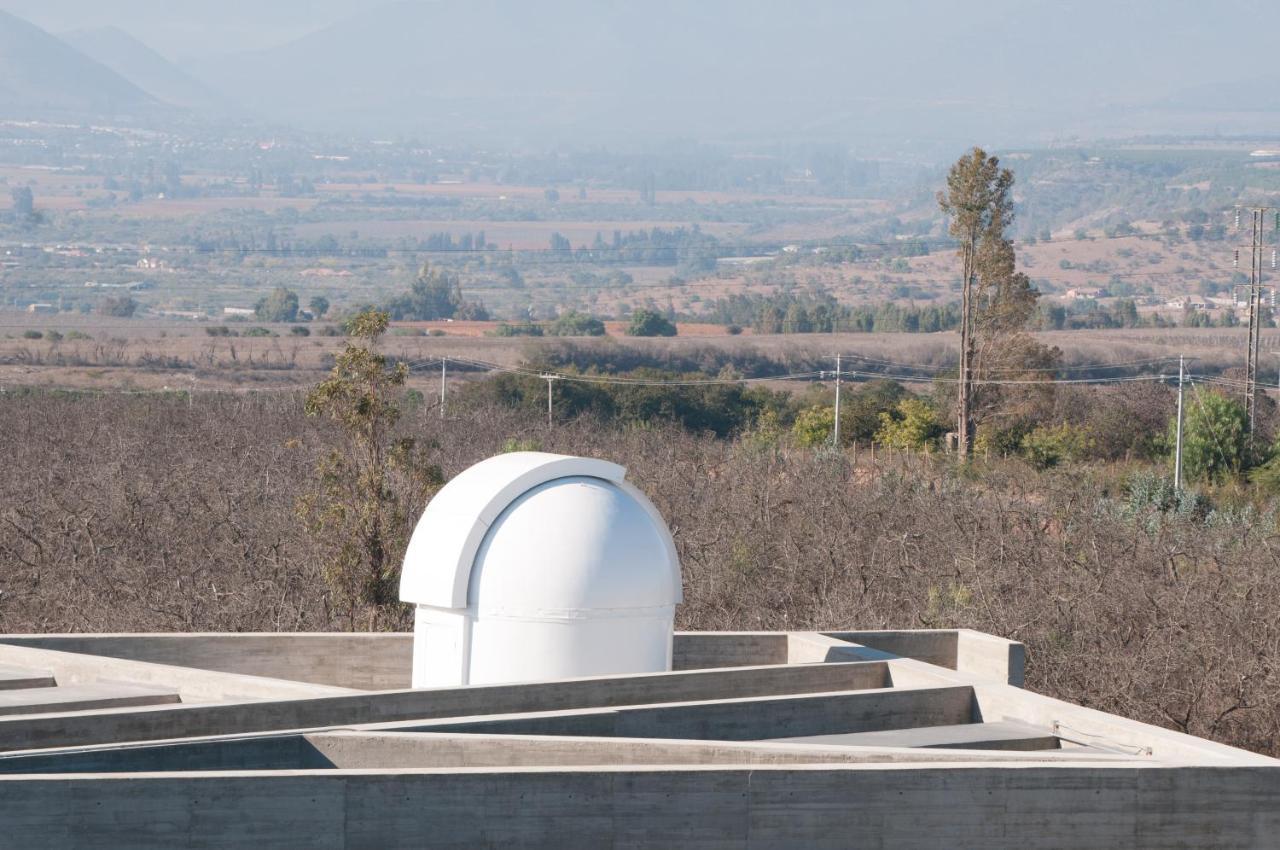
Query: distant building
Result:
<box><xmin>299</xmin><ymin>268</ymin><xmax>354</xmax><ymax>278</ymax></box>
<box><xmin>716</xmin><ymin>256</ymin><xmax>773</xmax><ymax>268</ymax></box>
<box><xmin>223</xmin><ymin>307</ymin><xmax>256</xmax><ymax>317</ymax></box>
<box><xmin>1064</xmin><ymin>288</ymin><xmax>1105</xmax><ymax>300</ymax></box>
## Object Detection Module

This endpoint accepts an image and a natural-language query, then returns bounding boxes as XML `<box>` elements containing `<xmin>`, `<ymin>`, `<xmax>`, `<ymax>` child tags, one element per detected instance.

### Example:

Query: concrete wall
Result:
<box><xmin>411</xmin><ymin>685</ymin><xmax>976</xmax><ymax>742</ymax></box>
<box><xmin>1</xmin><ymin>765</ymin><xmax>1277</xmax><ymax>849</ymax></box>
<box><xmin>0</xmin><ymin>630</ymin><xmax>1012</xmax><ymax>686</ymax></box>
<box><xmin>0</xmin><ymin>644</ymin><xmax>357</xmax><ymax>702</ymax></box>
<box><xmin>0</xmin><ymin>661</ymin><xmax>891</xmax><ymax>753</ymax></box>
<box><xmin>673</xmin><ymin>632</ymin><xmax>790</xmax><ymax>670</ymax></box>
<box><xmin>0</xmin><ymin>632</ymin><xmax>799</xmax><ymax>685</ymax></box>
<box><xmin>0</xmin><ymin>731</ymin><xmax>1133</xmax><ymax>775</ymax></box>
<box><xmin>824</xmin><ymin>630</ymin><xmax>959</xmax><ymax>669</ymax></box>
<box><xmin>0</xmin><ymin>634</ymin><xmax>413</xmax><ymax>691</ymax></box>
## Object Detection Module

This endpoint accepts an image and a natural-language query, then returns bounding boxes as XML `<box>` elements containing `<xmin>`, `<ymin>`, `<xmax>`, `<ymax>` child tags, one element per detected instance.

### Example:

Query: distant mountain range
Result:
<box><xmin>2</xmin><ymin>1</ymin><xmax>1280</xmax><ymax>147</ymax></box>
<box><xmin>0</xmin><ymin>10</ymin><xmax>159</xmax><ymax>116</ymax></box>
<box><xmin>61</xmin><ymin>26</ymin><xmax>227</xmax><ymax>113</ymax></box>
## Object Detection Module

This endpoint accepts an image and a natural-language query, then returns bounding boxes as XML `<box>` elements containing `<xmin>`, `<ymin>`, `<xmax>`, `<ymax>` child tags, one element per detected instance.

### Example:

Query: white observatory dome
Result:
<box><xmin>399</xmin><ymin>452</ymin><xmax>682</xmax><ymax>688</ymax></box>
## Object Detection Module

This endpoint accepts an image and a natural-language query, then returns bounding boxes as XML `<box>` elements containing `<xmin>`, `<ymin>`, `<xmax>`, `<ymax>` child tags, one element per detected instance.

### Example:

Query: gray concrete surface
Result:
<box><xmin>771</xmin><ymin>720</ymin><xmax>1061</xmax><ymax>751</ymax></box>
<box><xmin>0</xmin><ymin>660</ymin><xmax>892</xmax><ymax>752</ymax></box>
<box><xmin>0</xmin><ymin>665</ymin><xmax>54</xmax><ymax>691</ymax></box>
<box><xmin>0</xmin><ymin>629</ymin><xmax>1273</xmax><ymax>847</ymax></box>
<box><xmin>0</xmin><ymin>634</ymin><xmax>413</xmax><ymax>691</ymax></box>
<box><xmin>408</xmin><ymin>685</ymin><xmax>977</xmax><ymax>741</ymax></box>
<box><xmin>0</xmin><ymin>643</ymin><xmax>361</xmax><ymax>702</ymax></box>
<box><xmin>0</xmin><ymin>683</ymin><xmax>179</xmax><ymax>716</ymax></box>
<box><xmin>0</xmin><ymin>765</ymin><xmax>1277</xmax><ymax>849</ymax></box>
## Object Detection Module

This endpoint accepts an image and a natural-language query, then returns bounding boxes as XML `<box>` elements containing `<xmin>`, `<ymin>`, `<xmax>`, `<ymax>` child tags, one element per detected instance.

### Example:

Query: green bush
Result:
<box><xmin>626</xmin><ymin>309</ymin><xmax>677</xmax><ymax>337</ymax></box>
<box><xmin>493</xmin><ymin>321</ymin><xmax>545</xmax><ymax>337</ymax></box>
<box><xmin>791</xmin><ymin>405</ymin><xmax>835</xmax><ymax>448</ymax></box>
<box><xmin>874</xmin><ymin>398</ymin><xmax>945</xmax><ymax>450</ymax></box>
<box><xmin>549</xmin><ymin>311</ymin><xmax>606</xmax><ymax>337</ymax></box>
<box><xmin>1020</xmin><ymin>423</ymin><xmax>1093</xmax><ymax>470</ymax></box>
<box><xmin>22</xmin><ymin>330</ymin><xmax>42</xmax><ymax>340</ymax></box>
<box><xmin>255</xmin><ymin>287</ymin><xmax>300</xmax><ymax>323</ymax></box>
<box><xmin>1168</xmin><ymin>389</ymin><xmax>1247</xmax><ymax>483</ymax></box>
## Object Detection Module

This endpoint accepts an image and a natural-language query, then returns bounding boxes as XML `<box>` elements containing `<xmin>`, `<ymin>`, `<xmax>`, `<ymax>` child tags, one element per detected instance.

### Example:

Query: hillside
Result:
<box><xmin>61</xmin><ymin>26</ymin><xmax>227</xmax><ymax>112</ymax></box>
<box><xmin>0</xmin><ymin>10</ymin><xmax>159</xmax><ymax>116</ymax></box>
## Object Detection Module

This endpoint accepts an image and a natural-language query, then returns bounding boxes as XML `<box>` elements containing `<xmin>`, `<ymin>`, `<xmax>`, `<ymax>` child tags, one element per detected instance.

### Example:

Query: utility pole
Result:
<box><xmin>1174</xmin><ymin>355</ymin><xmax>1185</xmax><ymax>491</ymax></box>
<box><xmin>1237</xmin><ymin>206</ymin><xmax>1272</xmax><ymax>443</ymax></box>
<box><xmin>957</xmin><ymin>242</ymin><xmax>975</xmax><ymax>458</ymax></box>
<box><xmin>832</xmin><ymin>353</ymin><xmax>842</xmax><ymax>448</ymax></box>
<box><xmin>439</xmin><ymin>357</ymin><xmax>447</xmax><ymax>419</ymax></box>
<box><xmin>541</xmin><ymin>374</ymin><xmax>556</xmax><ymax>426</ymax></box>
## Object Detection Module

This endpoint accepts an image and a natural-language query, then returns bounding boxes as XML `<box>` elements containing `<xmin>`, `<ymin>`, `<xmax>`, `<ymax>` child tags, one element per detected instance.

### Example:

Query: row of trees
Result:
<box><xmin>254</xmin><ymin>289</ymin><xmax>330</xmax><ymax>323</ymax></box>
<box><xmin>382</xmin><ymin>263</ymin><xmax>489</xmax><ymax>322</ymax></box>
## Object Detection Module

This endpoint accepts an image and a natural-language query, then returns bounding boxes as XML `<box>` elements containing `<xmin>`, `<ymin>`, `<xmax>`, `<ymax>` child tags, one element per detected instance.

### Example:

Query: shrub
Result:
<box><xmin>791</xmin><ymin>405</ymin><xmax>834</xmax><ymax>448</ymax></box>
<box><xmin>97</xmin><ymin>296</ymin><xmax>138</xmax><ymax>318</ymax></box>
<box><xmin>843</xmin><ymin>380</ymin><xmax>907</xmax><ymax>443</ymax></box>
<box><xmin>290</xmin><ymin>326</ymin><xmax>311</xmax><ymax>337</ymax></box>
<box><xmin>22</xmin><ymin>330</ymin><xmax>42</xmax><ymax>340</ymax></box>
<box><xmin>626</xmin><ymin>310</ymin><xmax>678</xmax><ymax>337</ymax></box>
<box><xmin>255</xmin><ymin>287</ymin><xmax>300</xmax><ymax>323</ymax></box>
<box><xmin>1020</xmin><ymin>423</ymin><xmax>1093</xmax><ymax>470</ymax></box>
<box><xmin>549</xmin><ymin>311</ymin><xmax>606</xmax><ymax>337</ymax></box>
<box><xmin>1170</xmin><ymin>389</ymin><xmax>1248</xmax><ymax>483</ymax></box>
<box><xmin>874</xmin><ymin>398</ymin><xmax>945</xmax><ymax>450</ymax></box>
<box><xmin>493</xmin><ymin>321</ymin><xmax>544</xmax><ymax>338</ymax></box>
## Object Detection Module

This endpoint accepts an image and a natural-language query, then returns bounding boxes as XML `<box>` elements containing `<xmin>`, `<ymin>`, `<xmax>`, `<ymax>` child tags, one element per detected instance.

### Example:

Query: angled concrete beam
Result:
<box><xmin>0</xmin><ymin>644</ymin><xmax>361</xmax><ymax>703</ymax></box>
<box><xmin>0</xmin><ymin>665</ymin><xmax>55</xmax><ymax>691</ymax></box>
<box><xmin>0</xmin><ymin>684</ymin><xmax>179</xmax><ymax>716</ymax></box>
<box><xmin>391</xmin><ymin>685</ymin><xmax>977</xmax><ymax>741</ymax></box>
<box><xmin>0</xmin><ymin>660</ymin><xmax>891</xmax><ymax>753</ymax></box>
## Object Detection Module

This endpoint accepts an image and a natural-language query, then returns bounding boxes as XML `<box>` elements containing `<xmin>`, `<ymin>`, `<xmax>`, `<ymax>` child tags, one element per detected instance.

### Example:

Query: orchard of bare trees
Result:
<box><xmin>2</xmin><ymin>387</ymin><xmax>1279</xmax><ymax>756</ymax></box>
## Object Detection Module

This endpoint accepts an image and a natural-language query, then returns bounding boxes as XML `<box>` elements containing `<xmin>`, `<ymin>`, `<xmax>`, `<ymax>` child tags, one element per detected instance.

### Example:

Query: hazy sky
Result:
<box><xmin>6</xmin><ymin>0</ymin><xmax>1280</xmax><ymax>148</ymax></box>
<box><xmin>4</xmin><ymin>0</ymin><xmax>1280</xmax><ymax>70</ymax></box>
<box><xmin>0</xmin><ymin>0</ymin><xmax>388</xmax><ymax>57</ymax></box>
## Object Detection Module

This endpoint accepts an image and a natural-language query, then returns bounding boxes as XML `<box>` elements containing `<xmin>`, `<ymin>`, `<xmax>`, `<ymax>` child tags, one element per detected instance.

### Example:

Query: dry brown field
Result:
<box><xmin>1</xmin><ymin>310</ymin><xmax>1272</xmax><ymax>395</ymax></box>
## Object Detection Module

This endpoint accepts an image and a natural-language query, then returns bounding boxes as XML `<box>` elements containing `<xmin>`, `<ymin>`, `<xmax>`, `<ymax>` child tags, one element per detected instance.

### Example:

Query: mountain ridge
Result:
<box><xmin>61</xmin><ymin>25</ymin><xmax>229</xmax><ymax>112</ymax></box>
<box><xmin>0</xmin><ymin>10</ymin><xmax>161</xmax><ymax>116</ymax></box>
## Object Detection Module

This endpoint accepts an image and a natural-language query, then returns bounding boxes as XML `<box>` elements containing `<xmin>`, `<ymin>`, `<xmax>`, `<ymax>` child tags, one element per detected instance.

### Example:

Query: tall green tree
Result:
<box><xmin>1171</xmin><ymin>389</ymin><xmax>1248</xmax><ymax>484</ymax></box>
<box><xmin>10</xmin><ymin>187</ymin><xmax>34</xmax><ymax>221</ymax></box>
<box><xmin>255</xmin><ymin>287</ymin><xmax>300</xmax><ymax>322</ymax></box>
<box><xmin>384</xmin><ymin>262</ymin><xmax>487</xmax><ymax>321</ymax></box>
<box><xmin>939</xmin><ymin>148</ymin><xmax>1056</xmax><ymax>450</ymax></box>
<box><xmin>299</xmin><ymin>310</ymin><xmax>443</xmax><ymax>630</ymax></box>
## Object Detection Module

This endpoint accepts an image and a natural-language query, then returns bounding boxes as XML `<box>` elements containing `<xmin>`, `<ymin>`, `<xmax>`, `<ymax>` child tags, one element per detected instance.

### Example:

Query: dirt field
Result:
<box><xmin>0</xmin><ymin>309</ymin><xmax>1271</xmax><ymax>394</ymax></box>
